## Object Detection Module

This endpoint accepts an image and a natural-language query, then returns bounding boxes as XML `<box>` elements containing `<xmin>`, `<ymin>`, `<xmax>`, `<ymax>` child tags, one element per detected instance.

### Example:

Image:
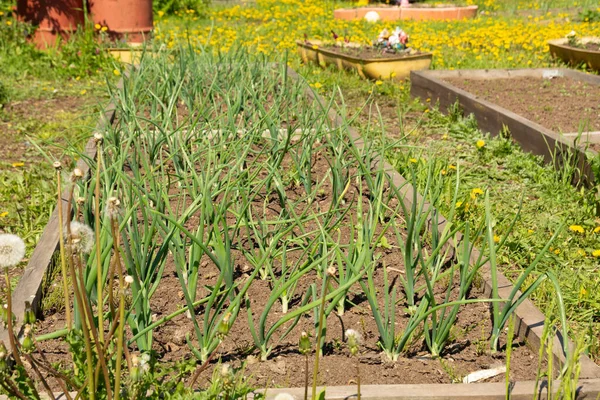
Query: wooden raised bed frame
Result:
<box><xmin>2</xmin><ymin>67</ymin><xmax>600</xmax><ymax>400</ymax></box>
<box><xmin>410</xmin><ymin>68</ymin><xmax>600</xmax><ymax>184</ymax></box>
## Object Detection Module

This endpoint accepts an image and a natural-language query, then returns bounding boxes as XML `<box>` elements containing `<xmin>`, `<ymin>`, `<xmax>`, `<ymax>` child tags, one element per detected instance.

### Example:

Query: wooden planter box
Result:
<box><xmin>297</xmin><ymin>41</ymin><xmax>432</xmax><ymax>80</ymax></box>
<box><xmin>548</xmin><ymin>37</ymin><xmax>600</xmax><ymax>73</ymax></box>
<box><xmin>333</xmin><ymin>5</ymin><xmax>478</xmax><ymax>21</ymax></box>
<box><xmin>410</xmin><ymin>68</ymin><xmax>600</xmax><ymax>184</ymax></box>
<box><xmin>4</xmin><ymin>66</ymin><xmax>600</xmax><ymax>400</ymax></box>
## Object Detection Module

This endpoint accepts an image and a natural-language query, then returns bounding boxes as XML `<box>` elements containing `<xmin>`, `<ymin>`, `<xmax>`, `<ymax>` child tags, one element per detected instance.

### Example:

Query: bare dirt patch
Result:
<box><xmin>444</xmin><ymin>76</ymin><xmax>600</xmax><ymax>134</ymax></box>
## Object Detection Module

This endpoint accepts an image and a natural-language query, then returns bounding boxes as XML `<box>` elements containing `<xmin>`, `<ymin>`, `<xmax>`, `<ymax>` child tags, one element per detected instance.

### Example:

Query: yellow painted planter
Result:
<box><xmin>548</xmin><ymin>37</ymin><xmax>600</xmax><ymax>73</ymax></box>
<box><xmin>296</xmin><ymin>40</ymin><xmax>323</xmax><ymax>65</ymax></box>
<box><xmin>109</xmin><ymin>48</ymin><xmax>147</xmax><ymax>64</ymax></box>
<box><xmin>298</xmin><ymin>42</ymin><xmax>432</xmax><ymax>81</ymax></box>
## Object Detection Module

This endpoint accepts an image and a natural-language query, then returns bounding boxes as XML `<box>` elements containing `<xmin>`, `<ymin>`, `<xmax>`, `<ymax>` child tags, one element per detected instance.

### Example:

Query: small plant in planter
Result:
<box><xmin>299</xmin><ymin>27</ymin><xmax>432</xmax><ymax>80</ymax></box>
<box><xmin>564</xmin><ymin>31</ymin><xmax>600</xmax><ymax>51</ymax></box>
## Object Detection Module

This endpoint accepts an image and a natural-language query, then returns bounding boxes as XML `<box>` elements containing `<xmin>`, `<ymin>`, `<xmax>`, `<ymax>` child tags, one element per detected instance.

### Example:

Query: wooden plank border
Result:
<box><xmin>410</xmin><ymin>68</ymin><xmax>599</xmax><ymax>184</ymax></box>
<box><xmin>0</xmin><ymin>78</ymin><xmax>123</xmax><ymax>347</ymax></box>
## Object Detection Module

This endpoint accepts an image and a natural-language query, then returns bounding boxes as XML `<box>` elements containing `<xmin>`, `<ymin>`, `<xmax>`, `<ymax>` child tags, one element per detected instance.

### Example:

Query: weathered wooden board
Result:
<box><xmin>261</xmin><ymin>379</ymin><xmax>600</xmax><ymax>400</ymax></box>
<box><xmin>410</xmin><ymin>68</ymin><xmax>599</xmax><ymax>184</ymax></box>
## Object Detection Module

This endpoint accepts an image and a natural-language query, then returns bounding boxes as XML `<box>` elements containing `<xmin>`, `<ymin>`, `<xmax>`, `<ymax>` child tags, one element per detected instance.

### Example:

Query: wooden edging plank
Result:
<box><xmin>261</xmin><ymin>379</ymin><xmax>600</xmax><ymax>400</ymax></box>
<box><xmin>286</xmin><ymin>66</ymin><xmax>600</xmax><ymax>386</ymax></box>
<box><xmin>409</xmin><ymin>68</ymin><xmax>598</xmax><ymax>184</ymax></box>
<box><xmin>0</xmin><ymin>78</ymin><xmax>124</xmax><ymax>348</ymax></box>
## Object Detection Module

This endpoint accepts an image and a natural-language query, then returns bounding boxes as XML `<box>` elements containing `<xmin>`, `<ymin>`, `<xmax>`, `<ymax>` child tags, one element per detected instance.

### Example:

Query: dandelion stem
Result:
<box><xmin>66</xmin><ymin>209</ymin><xmax>96</xmax><ymax>400</ymax></box>
<box><xmin>95</xmin><ymin>140</ymin><xmax>104</xmax><ymax>345</ymax></box>
<box><xmin>356</xmin><ymin>356</ymin><xmax>361</xmax><ymax>400</ymax></box>
<box><xmin>304</xmin><ymin>353</ymin><xmax>309</xmax><ymax>400</ymax></box>
<box><xmin>111</xmin><ymin>216</ymin><xmax>125</xmax><ymax>400</ymax></box>
<box><xmin>56</xmin><ymin>169</ymin><xmax>72</xmax><ymax>330</ymax></box>
<box><xmin>4</xmin><ymin>267</ymin><xmax>23</xmax><ymax>367</ymax></box>
<box><xmin>312</xmin><ymin>272</ymin><xmax>331</xmax><ymax>400</ymax></box>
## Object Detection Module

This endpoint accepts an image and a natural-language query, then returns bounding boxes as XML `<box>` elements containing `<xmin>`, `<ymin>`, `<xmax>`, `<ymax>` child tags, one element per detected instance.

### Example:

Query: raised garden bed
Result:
<box><xmin>410</xmin><ymin>68</ymin><xmax>600</xmax><ymax>184</ymax></box>
<box><xmin>4</xmin><ymin>58</ymin><xmax>600</xmax><ymax>399</ymax></box>
<box><xmin>297</xmin><ymin>41</ymin><xmax>432</xmax><ymax>80</ymax></box>
<box><xmin>333</xmin><ymin>4</ymin><xmax>478</xmax><ymax>21</ymax></box>
<box><xmin>548</xmin><ymin>37</ymin><xmax>600</xmax><ymax>73</ymax></box>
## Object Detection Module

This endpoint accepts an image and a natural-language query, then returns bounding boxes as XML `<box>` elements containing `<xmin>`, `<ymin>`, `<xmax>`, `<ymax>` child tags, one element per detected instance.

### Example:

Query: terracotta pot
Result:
<box><xmin>89</xmin><ymin>0</ymin><xmax>152</xmax><ymax>43</ymax></box>
<box><xmin>17</xmin><ymin>0</ymin><xmax>84</xmax><ymax>48</ymax></box>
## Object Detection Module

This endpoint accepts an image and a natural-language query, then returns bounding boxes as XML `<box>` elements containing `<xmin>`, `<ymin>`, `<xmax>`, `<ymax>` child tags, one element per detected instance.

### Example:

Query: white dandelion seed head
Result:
<box><xmin>274</xmin><ymin>394</ymin><xmax>296</xmax><ymax>400</ymax></box>
<box><xmin>93</xmin><ymin>133</ymin><xmax>104</xmax><ymax>143</ymax></box>
<box><xmin>125</xmin><ymin>275</ymin><xmax>134</xmax><ymax>285</ymax></box>
<box><xmin>73</xmin><ymin>168</ymin><xmax>83</xmax><ymax>178</ymax></box>
<box><xmin>326</xmin><ymin>266</ymin><xmax>336</xmax><ymax>277</ymax></box>
<box><xmin>53</xmin><ymin>161</ymin><xmax>62</xmax><ymax>170</ymax></box>
<box><xmin>0</xmin><ymin>234</ymin><xmax>26</xmax><ymax>267</ymax></box>
<box><xmin>220</xmin><ymin>363</ymin><xmax>232</xmax><ymax>377</ymax></box>
<box><xmin>105</xmin><ymin>197</ymin><xmax>121</xmax><ymax>219</ymax></box>
<box><xmin>69</xmin><ymin>222</ymin><xmax>95</xmax><ymax>254</ymax></box>
<box><xmin>345</xmin><ymin>329</ymin><xmax>362</xmax><ymax>344</ymax></box>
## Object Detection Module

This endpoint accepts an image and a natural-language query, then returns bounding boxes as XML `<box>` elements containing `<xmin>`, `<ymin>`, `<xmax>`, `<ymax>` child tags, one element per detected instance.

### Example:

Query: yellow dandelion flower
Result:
<box><xmin>408</xmin><ymin>158</ymin><xmax>418</xmax><ymax>163</ymax></box>
<box><xmin>80</xmin><ymin>89</ymin><xmax>87</xmax><ymax>95</ymax></box>
<box><xmin>113</xmin><ymin>69</ymin><xmax>121</xmax><ymax>76</ymax></box>
<box><xmin>313</xmin><ymin>82</ymin><xmax>322</xmax><ymax>89</ymax></box>
<box><xmin>569</xmin><ymin>225</ymin><xmax>584</xmax><ymax>234</ymax></box>
<box><xmin>527</xmin><ymin>229</ymin><xmax>534</xmax><ymax>234</ymax></box>
<box><xmin>553</xmin><ymin>248</ymin><xmax>561</xmax><ymax>255</ymax></box>
<box><xmin>441</xmin><ymin>169</ymin><xmax>447</xmax><ymax>175</ymax></box>
<box><xmin>476</xmin><ymin>140</ymin><xmax>486</xmax><ymax>149</ymax></box>
<box><xmin>312</xmin><ymin>45</ymin><xmax>319</xmax><ymax>50</ymax></box>
<box><xmin>94</xmin><ymin>23</ymin><xmax>101</xmax><ymax>30</ymax></box>
<box><xmin>592</xmin><ymin>249</ymin><xmax>600</xmax><ymax>257</ymax></box>
<box><xmin>493</xmin><ymin>235</ymin><xmax>500</xmax><ymax>243</ymax></box>
<box><xmin>448</xmin><ymin>165</ymin><xmax>457</xmax><ymax>170</ymax></box>
<box><xmin>0</xmin><ymin>212</ymin><xmax>8</xmax><ymax>218</ymax></box>
<box><xmin>101</xmin><ymin>26</ymin><xmax>108</xmax><ymax>32</ymax></box>
<box><xmin>470</xmin><ymin>188</ymin><xmax>484</xmax><ymax>199</ymax></box>
<box><xmin>593</xmin><ymin>226</ymin><xmax>600</xmax><ymax>233</ymax></box>
<box><xmin>441</xmin><ymin>133</ymin><xmax>448</xmax><ymax>140</ymax></box>
<box><xmin>375</xmin><ymin>80</ymin><xmax>383</xmax><ymax>86</ymax></box>
<box><xmin>11</xmin><ymin>162</ymin><xmax>24</xmax><ymax>167</ymax></box>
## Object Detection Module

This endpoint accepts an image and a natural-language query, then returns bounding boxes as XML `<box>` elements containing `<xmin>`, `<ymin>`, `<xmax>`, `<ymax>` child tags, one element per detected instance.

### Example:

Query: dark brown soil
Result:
<box><xmin>34</xmin><ymin>136</ymin><xmax>545</xmax><ymax>392</ymax></box>
<box><xmin>321</xmin><ymin>45</ymin><xmax>421</xmax><ymax>59</ymax></box>
<box><xmin>445</xmin><ymin>76</ymin><xmax>600</xmax><ymax>134</ymax></box>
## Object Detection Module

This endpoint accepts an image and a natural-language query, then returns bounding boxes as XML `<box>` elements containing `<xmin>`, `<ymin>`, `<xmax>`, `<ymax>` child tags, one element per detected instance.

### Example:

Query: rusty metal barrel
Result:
<box><xmin>89</xmin><ymin>0</ymin><xmax>153</xmax><ymax>43</ymax></box>
<box><xmin>17</xmin><ymin>0</ymin><xmax>84</xmax><ymax>48</ymax></box>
